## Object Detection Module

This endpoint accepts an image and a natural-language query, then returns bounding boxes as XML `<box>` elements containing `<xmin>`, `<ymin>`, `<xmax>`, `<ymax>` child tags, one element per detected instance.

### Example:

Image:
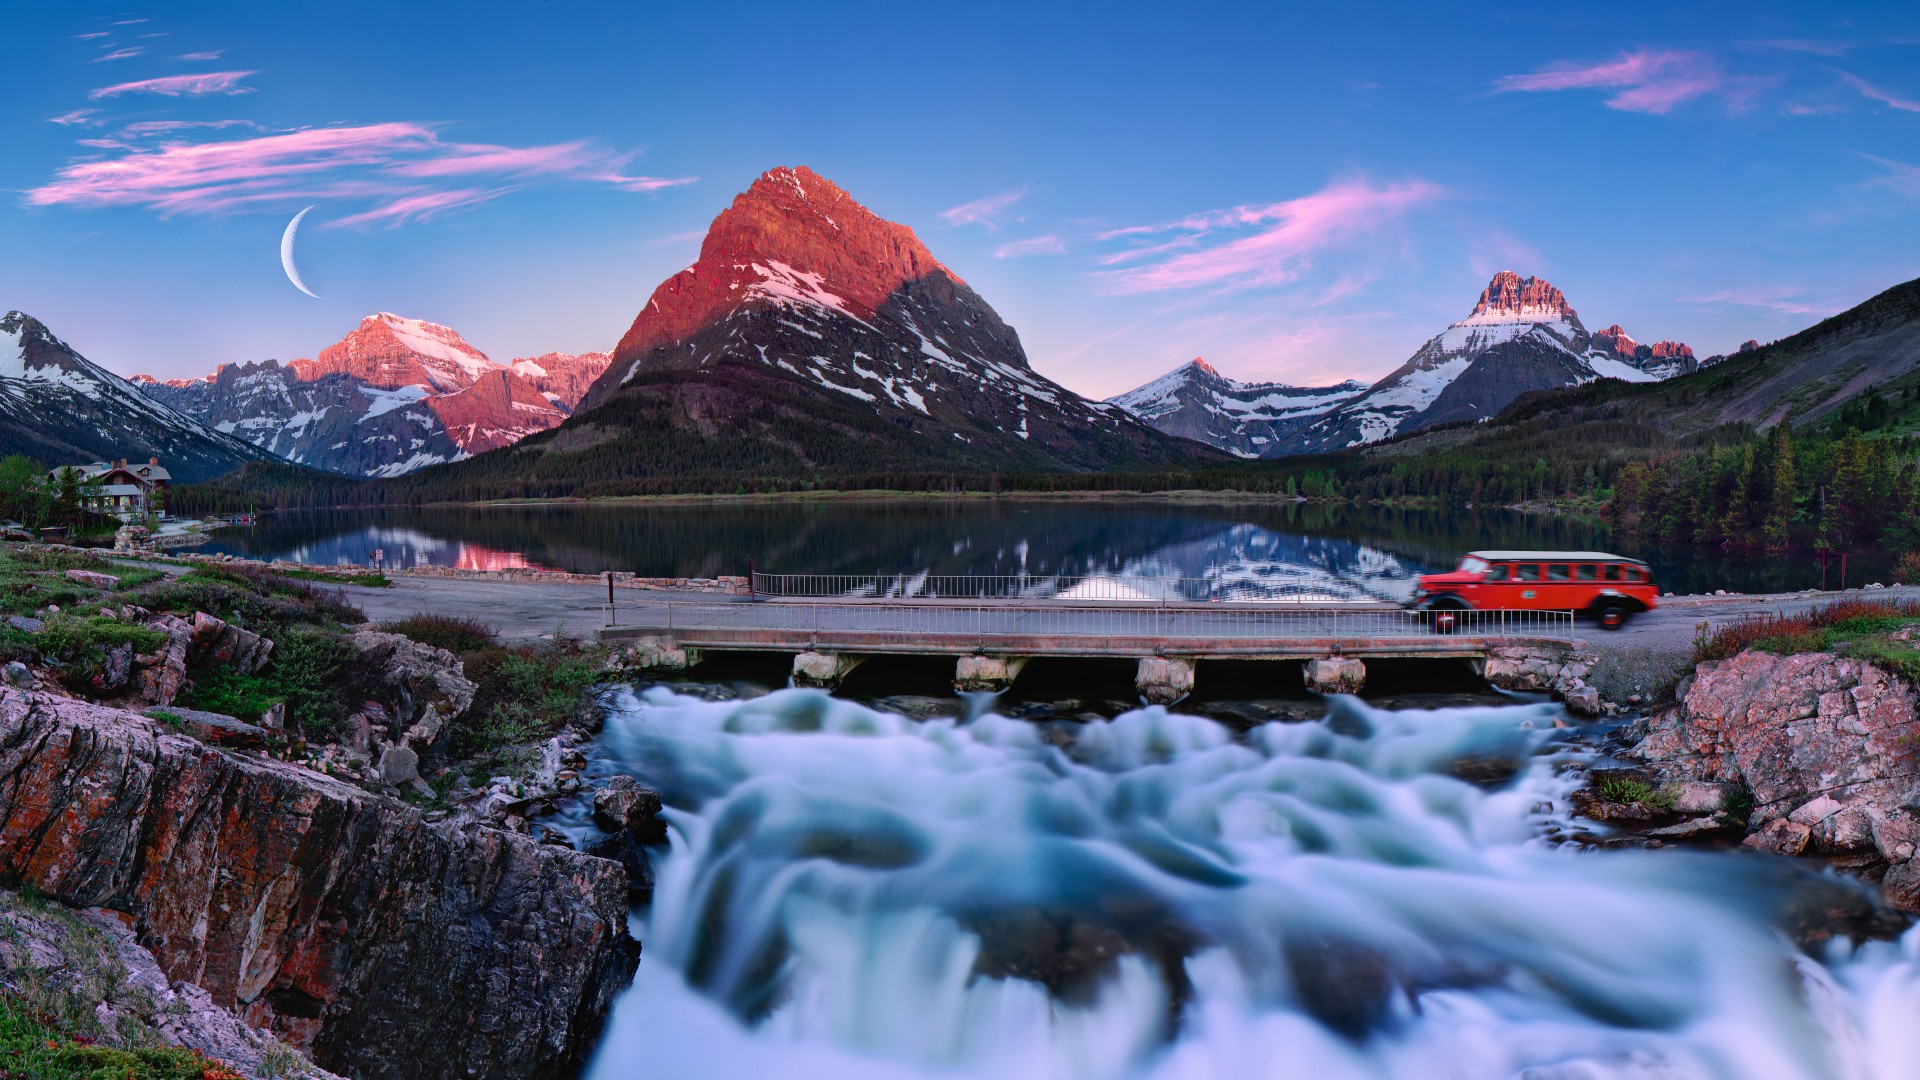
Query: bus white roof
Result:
<box><xmin>1467</xmin><ymin>550</ymin><xmax>1644</xmax><ymax>563</ymax></box>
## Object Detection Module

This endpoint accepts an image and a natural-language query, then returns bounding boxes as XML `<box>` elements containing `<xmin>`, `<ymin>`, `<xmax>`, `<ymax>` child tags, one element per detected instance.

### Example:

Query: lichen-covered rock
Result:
<box><xmin>348</xmin><ymin>630</ymin><xmax>476</xmax><ymax>749</ymax></box>
<box><xmin>0</xmin><ymin>688</ymin><xmax>637</xmax><ymax>1080</ymax></box>
<box><xmin>1628</xmin><ymin>650</ymin><xmax>1920</xmax><ymax>910</ymax></box>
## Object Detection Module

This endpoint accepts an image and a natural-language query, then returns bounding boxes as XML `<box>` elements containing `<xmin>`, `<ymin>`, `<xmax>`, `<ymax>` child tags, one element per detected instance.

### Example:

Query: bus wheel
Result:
<box><xmin>1428</xmin><ymin>603</ymin><xmax>1466</xmax><ymax>635</ymax></box>
<box><xmin>1593</xmin><ymin>602</ymin><xmax>1630</xmax><ymax>630</ymax></box>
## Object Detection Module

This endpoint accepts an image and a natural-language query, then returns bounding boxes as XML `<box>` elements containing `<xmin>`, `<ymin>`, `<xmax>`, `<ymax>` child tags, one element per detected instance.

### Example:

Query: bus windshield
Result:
<box><xmin>1458</xmin><ymin>557</ymin><xmax>1489</xmax><ymax>574</ymax></box>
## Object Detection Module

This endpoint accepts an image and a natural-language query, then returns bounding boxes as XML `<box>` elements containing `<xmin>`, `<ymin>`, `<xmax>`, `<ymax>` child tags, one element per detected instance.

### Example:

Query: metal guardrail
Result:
<box><xmin>609</xmin><ymin>600</ymin><xmax>1575</xmax><ymax>650</ymax></box>
<box><xmin>750</xmin><ymin>571</ymin><xmax>1395</xmax><ymax>604</ymax></box>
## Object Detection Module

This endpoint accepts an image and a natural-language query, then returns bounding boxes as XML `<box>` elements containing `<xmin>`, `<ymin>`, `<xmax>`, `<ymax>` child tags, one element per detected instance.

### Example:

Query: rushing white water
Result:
<box><xmin>581</xmin><ymin>687</ymin><xmax>1920</xmax><ymax>1080</ymax></box>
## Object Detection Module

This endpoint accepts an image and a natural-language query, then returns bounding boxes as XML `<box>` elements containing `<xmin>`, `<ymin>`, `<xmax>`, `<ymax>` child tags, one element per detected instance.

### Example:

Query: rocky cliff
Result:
<box><xmin>1626</xmin><ymin>650</ymin><xmax>1920</xmax><ymax>910</ymax></box>
<box><xmin>1105</xmin><ymin>358</ymin><xmax>1365</xmax><ymax>458</ymax></box>
<box><xmin>0</xmin><ymin>687</ymin><xmax>637</xmax><ymax>1080</ymax></box>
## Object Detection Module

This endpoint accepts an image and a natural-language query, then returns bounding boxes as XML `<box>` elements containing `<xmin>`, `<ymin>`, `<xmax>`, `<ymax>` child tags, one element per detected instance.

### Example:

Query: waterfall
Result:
<box><xmin>582</xmin><ymin>687</ymin><xmax>1920</xmax><ymax>1080</ymax></box>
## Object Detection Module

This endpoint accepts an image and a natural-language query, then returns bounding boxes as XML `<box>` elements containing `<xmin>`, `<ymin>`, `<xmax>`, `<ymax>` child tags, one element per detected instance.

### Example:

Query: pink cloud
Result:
<box><xmin>91</xmin><ymin>47</ymin><xmax>147</xmax><ymax>62</ymax></box>
<box><xmin>1097</xmin><ymin>177</ymin><xmax>1447</xmax><ymax>293</ymax></box>
<box><xmin>1494</xmin><ymin>49</ymin><xmax>1726</xmax><ymax>114</ymax></box>
<box><xmin>1682</xmin><ymin>286</ymin><xmax>1832</xmax><ymax>316</ymax></box>
<box><xmin>326</xmin><ymin>188</ymin><xmax>512</xmax><ymax>229</ymax></box>
<box><xmin>1860</xmin><ymin>154</ymin><xmax>1920</xmax><ymax>199</ymax></box>
<box><xmin>111</xmin><ymin>18</ymin><xmax>149</xmax><ymax>25</ymax></box>
<box><xmin>940</xmin><ymin>187</ymin><xmax>1027</xmax><ymax>230</ymax></box>
<box><xmin>26</xmin><ymin>121</ymin><xmax>696</xmax><ymax>226</ymax></box>
<box><xmin>173</xmin><ymin>51</ymin><xmax>223</xmax><ymax>61</ymax></box>
<box><xmin>88</xmin><ymin>71</ymin><xmax>257</xmax><ymax>100</ymax></box>
<box><xmin>1839</xmin><ymin>71</ymin><xmax>1920</xmax><ymax>113</ymax></box>
<box><xmin>994</xmin><ymin>235</ymin><xmax>1066</xmax><ymax>259</ymax></box>
<box><xmin>72</xmin><ymin>31</ymin><xmax>110</xmax><ymax>40</ymax></box>
<box><xmin>48</xmin><ymin>109</ymin><xmax>103</xmax><ymax>126</ymax></box>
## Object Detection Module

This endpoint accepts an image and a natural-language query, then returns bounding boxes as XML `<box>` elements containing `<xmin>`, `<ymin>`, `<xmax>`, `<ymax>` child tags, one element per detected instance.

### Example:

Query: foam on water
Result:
<box><xmin>582</xmin><ymin>687</ymin><xmax>1920</xmax><ymax>1080</ymax></box>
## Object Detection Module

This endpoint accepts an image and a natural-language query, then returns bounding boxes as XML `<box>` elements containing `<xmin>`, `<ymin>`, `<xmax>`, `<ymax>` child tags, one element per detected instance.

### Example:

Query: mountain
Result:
<box><xmin>1286</xmin><ymin>272</ymin><xmax>1693</xmax><ymax>453</ymax></box>
<box><xmin>1107</xmin><ymin>359</ymin><xmax>1366</xmax><ymax>458</ymax></box>
<box><xmin>136</xmin><ymin>314</ymin><xmax>610</xmax><ymax>478</ymax></box>
<box><xmin>395</xmin><ymin>166</ymin><xmax>1215</xmax><ymax>499</ymax></box>
<box><xmin>0</xmin><ymin>311</ymin><xmax>268</xmax><ymax>483</ymax></box>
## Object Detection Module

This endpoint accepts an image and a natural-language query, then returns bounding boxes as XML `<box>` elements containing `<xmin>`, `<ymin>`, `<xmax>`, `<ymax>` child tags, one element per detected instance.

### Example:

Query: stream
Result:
<box><xmin>573</xmin><ymin>688</ymin><xmax>1920</xmax><ymax>1079</ymax></box>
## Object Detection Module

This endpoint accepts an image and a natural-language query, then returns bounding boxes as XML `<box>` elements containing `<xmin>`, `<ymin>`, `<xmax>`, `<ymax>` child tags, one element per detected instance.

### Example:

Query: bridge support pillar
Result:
<box><xmin>793</xmin><ymin>651</ymin><xmax>863</xmax><ymax>690</ymax></box>
<box><xmin>1304</xmin><ymin>656</ymin><xmax>1366</xmax><ymax>695</ymax></box>
<box><xmin>955</xmin><ymin>654</ymin><xmax>1028</xmax><ymax>693</ymax></box>
<box><xmin>610</xmin><ymin>635</ymin><xmax>694</xmax><ymax>673</ymax></box>
<box><xmin>1136</xmin><ymin>656</ymin><xmax>1195</xmax><ymax>705</ymax></box>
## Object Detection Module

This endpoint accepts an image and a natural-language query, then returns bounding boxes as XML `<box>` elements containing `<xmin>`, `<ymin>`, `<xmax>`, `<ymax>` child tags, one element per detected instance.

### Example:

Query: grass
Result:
<box><xmin>270</xmin><ymin>567</ymin><xmax>390</xmax><ymax>588</ymax></box>
<box><xmin>1595</xmin><ymin>775</ymin><xmax>1677</xmax><ymax>810</ymax></box>
<box><xmin>377</xmin><ymin>614</ymin><xmax>497</xmax><ymax>655</ymax></box>
<box><xmin>176</xmin><ymin>629</ymin><xmax>364</xmax><ymax>736</ymax></box>
<box><xmin>1693</xmin><ymin>597</ymin><xmax>1920</xmax><ymax>682</ymax></box>
<box><xmin>0</xmin><ymin>889</ymin><xmax>246</xmax><ymax>1080</ymax></box>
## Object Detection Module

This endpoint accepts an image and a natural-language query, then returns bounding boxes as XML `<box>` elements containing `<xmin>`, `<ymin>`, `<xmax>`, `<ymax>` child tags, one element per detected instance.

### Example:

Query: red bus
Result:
<box><xmin>1411</xmin><ymin>550</ymin><xmax>1659</xmax><ymax>630</ymax></box>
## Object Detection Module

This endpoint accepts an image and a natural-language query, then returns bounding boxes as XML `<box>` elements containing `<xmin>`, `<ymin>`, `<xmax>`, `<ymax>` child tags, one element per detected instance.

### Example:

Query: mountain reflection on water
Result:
<box><xmin>194</xmin><ymin>499</ymin><xmax>1867</xmax><ymax>596</ymax></box>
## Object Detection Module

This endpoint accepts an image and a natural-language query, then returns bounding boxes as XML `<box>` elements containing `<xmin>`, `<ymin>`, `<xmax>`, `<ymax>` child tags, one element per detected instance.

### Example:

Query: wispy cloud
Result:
<box><xmin>26</xmin><ymin>121</ymin><xmax>696</xmax><ymax>226</ymax></box>
<box><xmin>994</xmin><ymin>235</ymin><xmax>1066</xmax><ymax>258</ymax></box>
<box><xmin>1838</xmin><ymin>71</ymin><xmax>1920</xmax><ymax>113</ymax></box>
<box><xmin>48</xmin><ymin>109</ymin><xmax>103</xmax><ymax>127</ymax></box>
<box><xmin>1494</xmin><ymin>49</ymin><xmax>1734</xmax><ymax>114</ymax></box>
<box><xmin>89</xmin><ymin>70</ymin><xmax>256</xmax><ymax>99</ymax></box>
<box><xmin>110</xmin><ymin>17</ymin><xmax>149</xmax><ymax>25</ymax></box>
<box><xmin>72</xmin><ymin>31</ymin><xmax>110</xmax><ymax>40</ymax></box>
<box><xmin>121</xmin><ymin>119</ymin><xmax>260</xmax><ymax>136</ymax></box>
<box><xmin>940</xmin><ymin>186</ymin><xmax>1027</xmax><ymax>230</ymax></box>
<box><xmin>1095</xmin><ymin>177</ymin><xmax>1448</xmax><ymax>293</ymax></box>
<box><xmin>1683</xmin><ymin>285</ymin><xmax>1832</xmax><ymax>316</ymax></box>
<box><xmin>1748</xmin><ymin>38</ymin><xmax>1850</xmax><ymax>57</ymax></box>
<box><xmin>91</xmin><ymin>47</ymin><xmax>147</xmax><ymax>62</ymax></box>
<box><xmin>1859</xmin><ymin>153</ymin><xmax>1920</xmax><ymax>198</ymax></box>
<box><xmin>173</xmin><ymin>50</ymin><xmax>223</xmax><ymax>61</ymax></box>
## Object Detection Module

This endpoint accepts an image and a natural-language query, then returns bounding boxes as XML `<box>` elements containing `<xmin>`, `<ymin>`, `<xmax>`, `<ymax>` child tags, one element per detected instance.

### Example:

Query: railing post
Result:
<box><xmin>606</xmin><ymin>571</ymin><xmax>616</xmax><ymax>626</ymax></box>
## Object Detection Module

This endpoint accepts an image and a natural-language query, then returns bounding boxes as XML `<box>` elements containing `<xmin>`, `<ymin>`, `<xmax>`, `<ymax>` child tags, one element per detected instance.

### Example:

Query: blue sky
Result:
<box><xmin>4</xmin><ymin>0</ymin><xmax>1919</xmax><ymax>398</ymax></box>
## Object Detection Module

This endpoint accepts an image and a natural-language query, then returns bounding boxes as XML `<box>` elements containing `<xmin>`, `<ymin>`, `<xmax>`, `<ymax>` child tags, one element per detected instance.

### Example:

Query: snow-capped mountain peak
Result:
<box><xmin>1108</xmin><ymin>358</ymin><xmax>1367</xmax><ymax>458</ymax></box>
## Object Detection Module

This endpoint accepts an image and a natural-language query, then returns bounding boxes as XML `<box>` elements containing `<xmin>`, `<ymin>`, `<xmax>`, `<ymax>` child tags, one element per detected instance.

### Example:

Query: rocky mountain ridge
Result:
<box><xmin>1106</xmin><ymin>359</ymin><xmax>1366</xmax><ymax>458</ymax></box>
<box><xmin>135</xmin><ymin>314</ymin><xmax>609</xmax><ymax>477</ymax></box>
<box><xmin>0</xmin><ymin>310</ymin><xmax>270</xmax><ymax>482</ymax></box>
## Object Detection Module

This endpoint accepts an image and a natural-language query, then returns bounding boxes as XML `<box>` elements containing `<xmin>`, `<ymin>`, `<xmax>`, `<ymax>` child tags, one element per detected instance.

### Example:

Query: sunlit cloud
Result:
<box><xmin>940</xmin><ymin>187</ymin><xmax>1027</xmax><ymax>230</ymax></box>
<box><xmin>1494</xmin><ymin>49</ymin><xmax>1733</xmax><ymax>114</ymax></box>
<box><xmin>173</xmin><ymin>51</ymin><xmax>223</xmax><ymax>61</ymax></box>
<box><xmin>26</xmin><ymin>121</ymin><xmax>696</xmax><ymax>226</ymax></box>
<box><xmin>1747</xmin><ymin>39</ymin><xmax>1850</xmax><ymax>57</ymax></box>
<box><xmin>1096</xmin><ymin>177</ymin><xmax>1448</xmax><ymax>293</ymax></box>
<box><xmin>1682</xmin><ymin>285</ymin><xmax>1832</xmax><ymax>316</ymax></box>
<box><xmin>121</xmin><ymin>119</ymin><xmax>261</xmax><ymax>136</ymax></box>
<box><xmin>1858</xmin><ymin>153</ymin><xmax>1920</xmax><ymax>198</ymax></box>
<box><xmin>1838</xmin><ymin>71</ymin><xmax>1920</xmax><ymax>113</ymax></box>
<box><xmin>48</xmin><ymin>109</ymin><xmax>104</xmax><ymax>126</ymax></box>
<box><xmin>71</xmin><ymin>31</ymin><xmax>110</xmax><ymax>40</ymax></box>
<box><xmin>110</xmin><ymin>17</ymin><xmax>149</xmax><ymax>25</ymax></box>
<box><xmin>89</xmin><ymin>70</ymin><xmax>257</xmax><ymax>99</ymax></box>
<box><xmin>91</xmin><ymin>47</ymin><xmax>147</xmax><ymax>62</ymax></box>
<box><xmin>994</xmin><ymin>235</ymin><xmax>1066</xmax><ymax>258</ymax></box>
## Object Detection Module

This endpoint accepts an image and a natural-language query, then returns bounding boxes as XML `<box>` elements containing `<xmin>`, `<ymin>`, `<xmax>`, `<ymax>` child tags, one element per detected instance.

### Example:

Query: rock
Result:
<box><xmin>261</xmin><ymin>701</ymin><xmax>286</xmax><ymax>733</ymax></box>
<box><xmin>1</xmin><ymin>661</ymin><xmax>33</xmax><ymax>687</ymax></box>
<box><xmin>189</xmin><ymin>611</ymin><xmax>275</xmax><ymax>674</ymax></box>
<box><xmin>1135</xmin><ymin>655</ymin><xmax>1196</xmax><ymax>705</ymax></box>
<box><xmin>64</xmin><ymin>568</ymin><xmax>121</xmax><ymax>589</ymax></box>
<box><xmin>609</xmin><ymin>635</ymin><xmax>691</xmax><ymax>673</ymax></box>
<box><xmin>1671</xmin><ymin>781</ymin><xmax>1737</xmax><ymax>814</ymax></box>
<box><xmin>592</xmin><ymin>775</ymin><xmax>665</xmax><ymax>843</ymax></box>
<box><xmin>135</xmin><ymin>616</ymin><xmax>192</xmax><ymax>706</ymax></box>
<box><xmin>144</xmin><ymin>706</ymin><xmax>269</xmax><ymax>749</ymax></box>
<box><xmin>0</xmin><ymin>688</ymin><xmax>635</xmax><ymax>1080</ymax></box>
<box><xmin>6</xmin><ymin>614</ymin><xmax>44</xmax><ymax>633</ymax></box>
<box><xmin>377</xmin><ymin>744</ymin><xmax>420</xmax><ymax>786</ymax></box>
<box><xmin>585</xmin><ymin>830</ymin><xmax>655</xmax><ymax>904</ymax></box>
<box><xmin>348</xmin><ymin>631</ymin><xmax>477</xmax><ymax>750</ymax></box>
<box><xmin>1644</xmin><ymin>816</ymin><xmax>1738</xmax><ymax>840</ymax></box>
<box><xmin>1562</xmin><ymin>685</ymin><xmax>1601</xmax><ymax>716</ymax></box>
<box><xmin>1630</xmin><ymin>649</ymin><xmax>1920</xmax><ymax>909</ymax></box>
<box><xmin>1304</xmin><ymin>656</ymin><xmax>1366</xmax><ymax>695</ymax></box>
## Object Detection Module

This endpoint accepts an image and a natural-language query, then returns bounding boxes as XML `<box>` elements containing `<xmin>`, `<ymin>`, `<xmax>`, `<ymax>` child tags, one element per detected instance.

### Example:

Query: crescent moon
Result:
<box><xmin>280</xmin><ymin>206</ymin><xmax>322</xmax><ymax>299</ymax></box>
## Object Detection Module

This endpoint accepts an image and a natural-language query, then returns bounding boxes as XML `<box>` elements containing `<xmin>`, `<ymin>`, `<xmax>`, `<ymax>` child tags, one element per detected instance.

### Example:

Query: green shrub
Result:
<box><xmin>271</xmin><ymin>630</ymin><xmax>362</xmax><ymax>738</ymax></box>
<box><xmin>378</xmin><ymin>615</ymin><xmax>496</xmax><ymax>655</ymax></box>
<box><xmin>273</xmin><ymin>568</ymin><xmax>389</xmax><ymax>588</ymax></box>
<box><xmin>1</xmin><ymin>993</ymin><xmax>243</xmax><ymax>1080</ymax></box>
<box><xmin>1897</xmin><ymin>551</ymin><xmax>1920</xmax><ymax>587</ymax></box>
<box><xmin>449</xmin><ymin>645</ymin><xmax>600</xmax><ymax>760</ymax></box>
<box><xmin>174</xmin><ymin>667</ymin><xmax>281</xmax><ymax>723</ymax></box>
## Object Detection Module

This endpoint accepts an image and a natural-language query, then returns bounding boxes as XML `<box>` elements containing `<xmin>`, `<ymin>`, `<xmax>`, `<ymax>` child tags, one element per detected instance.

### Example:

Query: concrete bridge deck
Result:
<box><xmin>600</xmin><ymin>599</ymin><xmax>1576</xmax><ymax>701</ymax></box>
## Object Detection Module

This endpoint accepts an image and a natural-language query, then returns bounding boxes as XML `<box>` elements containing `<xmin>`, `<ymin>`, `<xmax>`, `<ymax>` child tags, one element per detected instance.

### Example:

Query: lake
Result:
<box><xmin>194</xmin><ymin>499</ymin><xmax>1888</xmax><ymax>597</ymax></box>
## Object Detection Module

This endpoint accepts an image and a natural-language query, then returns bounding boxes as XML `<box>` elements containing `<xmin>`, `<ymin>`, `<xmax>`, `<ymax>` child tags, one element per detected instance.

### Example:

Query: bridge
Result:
<box><xmin>598</xmin><ymin>573</ymin><xmax>1577</xmax><ymax>701</ymax></box>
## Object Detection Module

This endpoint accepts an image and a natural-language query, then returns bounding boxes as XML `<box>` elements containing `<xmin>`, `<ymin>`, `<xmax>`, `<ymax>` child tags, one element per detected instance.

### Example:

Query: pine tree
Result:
<box><xmin>1762</xmin><ymin>425</ymin><xmax>1798</xmax><ymax>552</ymax></box>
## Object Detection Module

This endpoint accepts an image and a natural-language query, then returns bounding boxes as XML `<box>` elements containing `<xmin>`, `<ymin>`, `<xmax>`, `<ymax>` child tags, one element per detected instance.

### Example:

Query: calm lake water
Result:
<box><xmin>196</xmin><ymin>499</ymin><xmax>1886</xmax><ymax>597</ymax></box>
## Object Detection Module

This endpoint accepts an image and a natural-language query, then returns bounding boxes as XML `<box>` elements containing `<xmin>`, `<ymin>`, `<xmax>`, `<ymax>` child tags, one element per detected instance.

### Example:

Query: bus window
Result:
<box><xmin>1604</xmin><ymin>564</ymin><xmax>1622</xmax><ymax>582</ymax></box>
<box><xmin>1548</xmin><ymin>564</ymin><xmax>1570</xmax><ymax>582</ymax></box>
<box><xmin>1516</xmin><ymin>564</ymin><xmax>1541</xmax><ymax>582</ymax></box>
<box><xmin>1624</xmin><ymin>566</ymin><xmax>1646</xmax><ymax>582</ymax></box>
<box><xmin>1576</xmin><ymin>564</ymin><xmax>1598</xmax><ymax>581</ymax></box>
<box><xmin>1484</xmin><ymin>564</ymin><xmax>1509</xmax><ymax>581</ymax></box>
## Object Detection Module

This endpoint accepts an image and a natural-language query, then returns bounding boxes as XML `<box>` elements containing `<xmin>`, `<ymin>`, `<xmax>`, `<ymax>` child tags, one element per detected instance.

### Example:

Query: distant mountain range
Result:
<box><xmin>1109</xmin><ymin>271</ymin><xmax>1705</xmax><ymax>457</ymax></box>
<box><xmin>0</xmin><ymin>311</ymin><xmax>267</xmax><ymax>483</ymax></box>
<box><xmin>133</xmin><ymin>314</ymin><xmax>608</xmax><ymax>477</ymax></box>
<box><xmin>385</xmin><ymin>165</ymin><xmax>1216</xmax><ymax>499</ymax></box>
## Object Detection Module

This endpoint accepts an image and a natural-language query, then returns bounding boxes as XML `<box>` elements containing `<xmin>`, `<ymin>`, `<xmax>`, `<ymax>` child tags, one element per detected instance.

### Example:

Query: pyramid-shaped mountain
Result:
<box><xmin>0</xmin><ymin>311</ymin><xmax>268</xmax><ymax>482</ymax></box>
<box><xmin>1107</xmin><ymin>358</ymin><xmax>1366</xmax><ymax>458</ymax></box>
<box><xmin>510</xmin><ymin>166</ymin><xmax>1213</xmax><ymax>483</ymax></box>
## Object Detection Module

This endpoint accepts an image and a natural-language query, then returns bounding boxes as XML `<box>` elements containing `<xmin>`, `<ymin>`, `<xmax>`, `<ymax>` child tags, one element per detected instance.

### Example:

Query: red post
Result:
<box><xmin>1842</xmin><ymin>553</ymin><xmax>1849</xmax><ymax>591</ymax></box>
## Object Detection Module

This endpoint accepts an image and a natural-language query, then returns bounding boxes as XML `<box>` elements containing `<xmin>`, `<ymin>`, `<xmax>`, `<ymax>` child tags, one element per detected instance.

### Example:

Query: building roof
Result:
<box><xmin>89</xmin><ymin>484</ymin><xmax>147</xmax><ymax>497</ymax></box>
<box><xmin>1467</xmin><ymin>550</ymin><xmax>1645</xmax><ymax>563</ymax></box>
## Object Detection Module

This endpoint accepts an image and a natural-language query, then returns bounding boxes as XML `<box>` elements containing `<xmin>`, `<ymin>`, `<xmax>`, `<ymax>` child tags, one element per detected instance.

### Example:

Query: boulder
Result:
<box><xmin>348</xmin><ymin>631</ymin><xmax>476</xmax><ymax>750</ymax></box>
<box><xmin>1629</xmin><ymin>650</ymin><xmax>1920</xmax><ymax>910</ymax></box>
<box><xmin>64</xmin><ymin>568</ymin><xmax>121</xmax><ymax>590</ymax></box>
<box><xmin>377</xmin><ymin>744</ymin><xmax>420</xmax><ymax>787</ymax></box>
<box><xmin>592</xmin><ymin>775</ymin><xmax>665</xmax><ymax>843</ymax></box>
<box><xmin>6</xmin><ymin>614</ymin><xmax>44</xmax><ymax>633</ymax></box>
<box><xmin>0</xmin><ymin>687</ymin><xmax>636</xmax><ymax>1080</ymax></box>
<box><xmin>189</xmin><ymin>611</ymin><xmax>274</xmax><ymax>673</ymax></box>
<box><xmin>1304</xmin><ymin>656</ymin><xmax>1366</xmax><ymax>695</ymax></box>
<box><xmin>144</xmin><ymin>706</ymin><xmax>268</xmax><ymax>749</ymax></box>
